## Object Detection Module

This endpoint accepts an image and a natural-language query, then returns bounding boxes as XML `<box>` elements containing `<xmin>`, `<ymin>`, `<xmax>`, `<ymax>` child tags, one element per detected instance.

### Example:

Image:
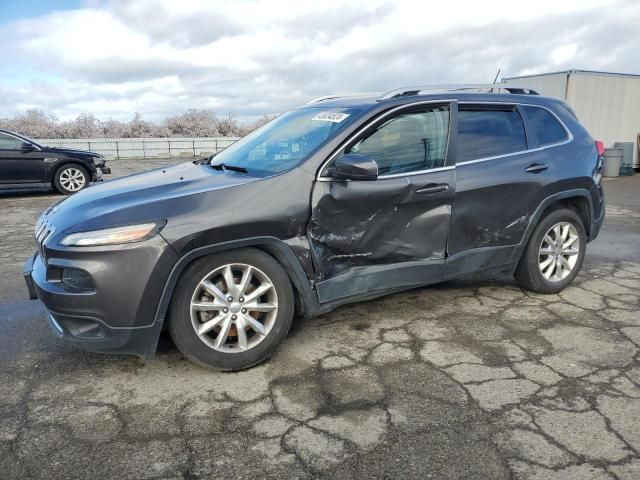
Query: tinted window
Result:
<box><xmin>0</xmin><ymin>133</ymin><xmax>23</xmax><ymax>150</ymax></box>
<box><xmin>345</xmin><ymin>106</ymin><xmax>450</xmax><ymax>175</ymax></box>
<box><xmin>521</xmin><ymin>105</ymin><xmax>568</xmax><ymax>146</ymax></box>
<box><xmin>458</xmin><ymin>108</ymin><xmax>526</xmax><ymax>162</ymax></box>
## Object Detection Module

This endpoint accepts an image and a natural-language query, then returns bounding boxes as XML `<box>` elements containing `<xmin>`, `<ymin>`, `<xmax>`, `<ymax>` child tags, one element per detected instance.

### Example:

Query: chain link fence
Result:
<box><xmin>35</xmin><ymin>137</ymin><xmax>241</xmax><ymax>160</ymax></box>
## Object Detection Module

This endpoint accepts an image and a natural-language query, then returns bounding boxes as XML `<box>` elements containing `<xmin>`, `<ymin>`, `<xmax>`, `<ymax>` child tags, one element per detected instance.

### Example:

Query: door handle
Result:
<box><xmin>416</xmin><ymin>183</ymin><xmax>450</xmax><ymax>194</ymax></box>
<box><xmin>524</xmin><ymin>163</ymin><xmax>548</xmax><ymax>173</ymax></box>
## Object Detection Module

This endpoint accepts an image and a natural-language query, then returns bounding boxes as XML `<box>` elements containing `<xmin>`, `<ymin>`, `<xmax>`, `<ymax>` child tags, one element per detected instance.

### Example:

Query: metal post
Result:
<box><xmin>115</xmin><ymin>140</ymin><xmax>120</xmax><ymax>160</ymax></box>
<box><xmin>168</xmin><ymin>140</ymin><xmax>171</xmax><ymax>158</ymax></box>
<box><xmin>143</xmin><ymin>141</ymin><xmax>146</xmax><ymax>159</ymax></box>
<box><xmin>88</xmin><ymin>141</ymin><xmax>92</xmax><ymax>151</ymax></box>
<box><xmin>192</xmin><ymin>140</ymin><xmax>196</xmax><ymax>157</ymax></box>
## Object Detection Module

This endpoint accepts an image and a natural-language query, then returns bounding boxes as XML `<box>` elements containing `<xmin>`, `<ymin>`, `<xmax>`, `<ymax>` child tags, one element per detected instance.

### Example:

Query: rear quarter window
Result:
<box><xmin>521</xmin><ymin>105</ymin><xmax>569</xmax><ymax>146</ymax></box>
<box><xmin>457</xmin><ymin>108</ymin><xmax>527</xmax><ymax>162</ymax></box>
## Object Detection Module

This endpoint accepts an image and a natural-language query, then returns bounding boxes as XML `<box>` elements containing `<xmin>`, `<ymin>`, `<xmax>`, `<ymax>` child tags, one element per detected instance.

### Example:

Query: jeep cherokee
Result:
<box><xmin>23</xmin><ymin>84</ymin><xmax>605</xmax><ymax>370</ymax></box>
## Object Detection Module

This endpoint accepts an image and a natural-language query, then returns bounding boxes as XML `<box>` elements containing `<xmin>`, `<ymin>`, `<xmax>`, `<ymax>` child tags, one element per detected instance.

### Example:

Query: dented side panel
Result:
<box><xmin>449</xmin><ymin>150</ymin><xmax>548</xmax><ymax>256</ymax></box>
<box><xmin>309</xmin><ymin>169</ymin><xmax>456</xmax><ymax>285</ymax></box>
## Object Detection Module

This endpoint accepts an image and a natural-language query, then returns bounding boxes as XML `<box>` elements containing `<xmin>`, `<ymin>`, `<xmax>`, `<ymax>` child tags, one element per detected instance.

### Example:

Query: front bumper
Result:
<box><xmin>91</xmin><ymin>165</ymin><xmax>111</xmax><ymax>183</ymax></box>
<box><xmin>23</xmin><ymin>236</ymin><xmax>178</xmax><ymax>358</ymax></box>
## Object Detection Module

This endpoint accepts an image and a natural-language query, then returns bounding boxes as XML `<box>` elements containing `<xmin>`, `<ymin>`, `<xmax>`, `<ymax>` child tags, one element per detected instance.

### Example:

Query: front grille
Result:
<box><xmin>35</xmin><ymin>218</ymin><xmax>56</xmax><ymax>262</ymax></box>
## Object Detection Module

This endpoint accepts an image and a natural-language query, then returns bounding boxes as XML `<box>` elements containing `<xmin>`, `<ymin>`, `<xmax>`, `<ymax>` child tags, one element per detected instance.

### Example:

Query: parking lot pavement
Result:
<box><xmin>1</xmin><ymin>163</ymin><xmax>639</xmax><ymax>479</ymax></box>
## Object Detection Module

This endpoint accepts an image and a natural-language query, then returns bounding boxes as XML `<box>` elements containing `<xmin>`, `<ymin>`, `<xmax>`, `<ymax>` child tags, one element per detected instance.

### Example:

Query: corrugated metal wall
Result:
<box><xmin>504</xmin><ymin>71</ymin><xmax>640</xmax><ymax>166</ymax></box>
<box><xmin>34</xmin><ymin>137</ymin><xmax>240</xmax><ymax>160</ymax></box>
<box><xmin>567</xmin><ymin>74</ymin><xmax>640</xmax><ymax>167</ymax></box>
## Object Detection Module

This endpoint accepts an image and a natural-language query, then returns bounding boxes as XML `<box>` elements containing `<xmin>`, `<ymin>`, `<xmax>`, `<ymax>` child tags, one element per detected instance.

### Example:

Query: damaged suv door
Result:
<box><xmin>309</xmin><ymin>102</ymin><xmax>456</xmax><ymax>303</ymax></box>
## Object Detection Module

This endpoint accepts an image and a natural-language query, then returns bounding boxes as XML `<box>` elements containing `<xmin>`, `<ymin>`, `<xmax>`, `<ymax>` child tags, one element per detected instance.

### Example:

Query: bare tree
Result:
<box><xmin>0</xmin><ymin>109</ymin><xmax>269</xmax><ymax>139</ymax></box>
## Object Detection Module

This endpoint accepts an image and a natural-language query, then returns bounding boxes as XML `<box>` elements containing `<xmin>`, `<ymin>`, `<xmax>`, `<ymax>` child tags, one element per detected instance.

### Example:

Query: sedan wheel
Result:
<box><xmin>55</xmin><ymin>165</ymin><xmax>88</xmax><ymax>194</ymax></box>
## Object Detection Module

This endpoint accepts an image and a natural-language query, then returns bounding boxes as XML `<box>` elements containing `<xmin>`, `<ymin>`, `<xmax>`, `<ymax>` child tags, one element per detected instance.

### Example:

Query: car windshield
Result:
<box><xmin>211</xmin><ymin>107</ymin><xmax>363</xmax><ymax>177</ymax></box>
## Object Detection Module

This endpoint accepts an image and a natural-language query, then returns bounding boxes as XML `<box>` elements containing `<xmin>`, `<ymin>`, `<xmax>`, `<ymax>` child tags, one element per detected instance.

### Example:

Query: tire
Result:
<box><xmin>168</xmin><ymin>248</ymin><xmax>294</xmax><ymax>371</ymax></box>
<box><xmin>54</xmin><ymin>164</ymin><xmax>89</xmax><ymax>195</ymax></box>
<box><xmin>515</xmin><ymin>208</ymin><xmax>587</xmax><ymax>294</ymax></box>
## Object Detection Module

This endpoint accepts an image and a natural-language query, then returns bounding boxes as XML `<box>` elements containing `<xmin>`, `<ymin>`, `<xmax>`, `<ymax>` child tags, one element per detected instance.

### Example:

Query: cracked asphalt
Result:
<box><xmin>1</xmin><ymin>160</ymin><xmax>639</xmax><ymax>480</ymax></box>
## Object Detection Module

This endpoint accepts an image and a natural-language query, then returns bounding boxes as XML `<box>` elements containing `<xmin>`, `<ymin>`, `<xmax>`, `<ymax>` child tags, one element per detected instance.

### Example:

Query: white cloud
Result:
<box><xmin>551</xmin><ymin>44</ymin><xmax>579</xmax><ymax>64</ymax></box>
<box><xmin>0</xmin><ymin>0</ymin><xmax>638</xmax><ymax>121</ymax></box>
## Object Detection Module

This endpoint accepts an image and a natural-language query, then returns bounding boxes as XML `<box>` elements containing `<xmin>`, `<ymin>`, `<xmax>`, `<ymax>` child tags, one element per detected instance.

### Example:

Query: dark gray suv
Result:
<box><xmin>24</xmin><ymin>84</ymin><xmax>605</xmax><ymax>370</ymax></box>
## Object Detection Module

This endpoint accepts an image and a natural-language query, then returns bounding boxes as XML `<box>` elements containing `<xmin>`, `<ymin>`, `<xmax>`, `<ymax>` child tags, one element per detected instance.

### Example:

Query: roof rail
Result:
<box><xmin>306</xmin><ymin>92</ymin><xmax>381</xmax><ymax>105</ymax></box>
<box><xmin>378</xmin><ymin>83</ymin><xmax>539</xmax><ymax>100</ymax></box>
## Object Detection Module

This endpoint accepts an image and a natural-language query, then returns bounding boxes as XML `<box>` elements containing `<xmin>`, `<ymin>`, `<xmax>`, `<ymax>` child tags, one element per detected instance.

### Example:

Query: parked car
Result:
<box><xmin>24</xmin><ymin>84</ymin><xmax>605</xmax><ymax>370</ymax></box>
<box><xmin>0</xmin><ymin>129</ymin><xmax>111</xmax><ymax>194</ymax></box>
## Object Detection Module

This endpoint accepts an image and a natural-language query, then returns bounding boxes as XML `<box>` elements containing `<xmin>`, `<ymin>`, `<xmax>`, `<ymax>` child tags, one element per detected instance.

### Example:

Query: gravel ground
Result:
<box><xmin>1</xmin><ymin>160</ymin><xmax>639</xmax><ymax>480</ymax></box>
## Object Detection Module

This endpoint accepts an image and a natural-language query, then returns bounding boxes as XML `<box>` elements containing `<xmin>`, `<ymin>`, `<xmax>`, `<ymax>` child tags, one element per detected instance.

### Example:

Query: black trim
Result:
<box><xmin>509</xmin><ymin>188</ymin><xmax>594</xmax><ymax>264</ymax></box>
<box><xmin>47</xmin><ymin>310</ymin><xmax>163</xmax><ymax>359</ymax></box>
<box><xmin>443</xmin><ymin>245</ymin><xmax>516</xmax><ymax>280</ymax></box>
<box><xmin>316</xmin><ymin>258</ymin><xmax>444</xmax><ymax>303</ymax></box>
<box><xmin>0</xmin><ymin>182</ymin><xmax>51</xmax><ymax>190</ymax></box>
<box><xmin>153</xmin><ymin>236</ymin><xmax>317</xmax><ymax>326</ymax></box>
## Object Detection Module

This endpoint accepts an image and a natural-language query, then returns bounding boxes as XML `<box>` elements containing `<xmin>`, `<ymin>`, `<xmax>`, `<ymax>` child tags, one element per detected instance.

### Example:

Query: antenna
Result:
<box><xmin>493</xmin><ymin>68</ymin><xmax>501</xmax><ymax>84</ymax></box>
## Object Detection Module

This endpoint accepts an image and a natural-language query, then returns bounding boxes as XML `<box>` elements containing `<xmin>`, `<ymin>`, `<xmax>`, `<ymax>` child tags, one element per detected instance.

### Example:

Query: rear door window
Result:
<box><xmin>521</xmin><ymin>105</ymin><xmax>569</xmax><ymax>146</ymax></box>
<box><xmin>458</xmin><ymin>107</ymin><xmax>527</xmax><ymax>162</ymax></box>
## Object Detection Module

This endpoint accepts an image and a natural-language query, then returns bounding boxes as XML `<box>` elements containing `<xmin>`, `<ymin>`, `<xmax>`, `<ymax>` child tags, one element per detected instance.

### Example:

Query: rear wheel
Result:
<box><xmin>514</xmin><ymin>208</ymin><xmax>586</xmax><ymax>294</ymax></box>
<box><xmin>168</xmin><ymin>248</ymin><xmax>294</xmax><ymax>370</ymax></box>
<box><xmin>54</xmin><ymin>165</ymin><xmax>89</xmax><ymax>195</ymax></box>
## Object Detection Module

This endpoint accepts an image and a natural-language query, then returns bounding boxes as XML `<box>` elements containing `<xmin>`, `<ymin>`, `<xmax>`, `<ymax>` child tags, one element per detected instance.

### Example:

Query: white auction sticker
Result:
<box><xmin>312</xmin><ymin>112</ymin><xmax>350</xmax><ymax>123</ymax></box>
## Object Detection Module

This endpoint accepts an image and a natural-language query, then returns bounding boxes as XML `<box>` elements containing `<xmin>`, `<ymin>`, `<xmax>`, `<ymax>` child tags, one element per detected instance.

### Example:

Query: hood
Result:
<box><xmin>43</xmin><ymin>145</ymin><xmax>101</xmax><ymax>158</ymax></box>
<box><xmin>42</xmin><ymin>162</ymin><xmax>260</xmax><ymax>234</ymax></box>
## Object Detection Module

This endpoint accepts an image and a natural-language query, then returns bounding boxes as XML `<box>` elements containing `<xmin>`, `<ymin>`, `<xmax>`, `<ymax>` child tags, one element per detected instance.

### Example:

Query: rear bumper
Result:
<box><xmin>590</xmin><ymin>202</ymin><xmax>605</xmax><ymax>242</ymax></box>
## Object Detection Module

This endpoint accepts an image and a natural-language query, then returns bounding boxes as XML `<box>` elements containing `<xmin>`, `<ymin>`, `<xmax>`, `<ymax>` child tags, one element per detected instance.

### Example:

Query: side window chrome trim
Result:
<box><xmin>456</xmin><ymin>102</ymin><xmax>573</xmax><ymax>166</ymax></box>
<box><xmin>316</xmin><ymin>99</ymin><xmax>456</xmax><ymax>180</ymax></box>
<box><xmin>379</xmin><ymin>165</ymin><xmax>455</xmax><ymax>179</ymax></box>
<box><xmin>315</xmin><ymin>164</ymin><xmax>455</xmax><ymax>182</ymax></box>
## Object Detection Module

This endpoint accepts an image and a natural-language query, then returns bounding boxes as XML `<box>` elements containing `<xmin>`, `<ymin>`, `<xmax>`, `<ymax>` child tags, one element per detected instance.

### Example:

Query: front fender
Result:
<box><xmin>153</xmin><ymin>236</ymin><xmax>318</xmax><ymax>330</ymax></box>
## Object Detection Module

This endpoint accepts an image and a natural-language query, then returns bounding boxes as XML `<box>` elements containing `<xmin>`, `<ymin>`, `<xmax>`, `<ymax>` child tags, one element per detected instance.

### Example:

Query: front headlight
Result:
<box><xmin>60</xmin><ymin>222</ymin><xmax>164</xmax><ymax>247</ymax></box>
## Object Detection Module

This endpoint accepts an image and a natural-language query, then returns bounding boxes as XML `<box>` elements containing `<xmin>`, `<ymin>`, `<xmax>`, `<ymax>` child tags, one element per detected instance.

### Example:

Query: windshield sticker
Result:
<box><xmin>312</xmin><ymin>112</ymin><xmax>350</xmax><ymax>123</ymax></box>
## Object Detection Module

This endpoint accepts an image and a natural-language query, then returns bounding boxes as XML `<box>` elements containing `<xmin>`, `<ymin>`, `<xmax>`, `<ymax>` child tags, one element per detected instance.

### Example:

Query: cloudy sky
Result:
<box><xmin>1</xmin><ymin>0</ymin><xmax>639</xmax><ymax>122</ymax></box>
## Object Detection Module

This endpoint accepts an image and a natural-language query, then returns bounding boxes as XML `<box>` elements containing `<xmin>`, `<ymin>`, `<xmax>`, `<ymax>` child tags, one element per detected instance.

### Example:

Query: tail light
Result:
<box><xmin>594</xmin><ymin>140</ymin><xmax>604</xmax><ymax>185</ymax></box>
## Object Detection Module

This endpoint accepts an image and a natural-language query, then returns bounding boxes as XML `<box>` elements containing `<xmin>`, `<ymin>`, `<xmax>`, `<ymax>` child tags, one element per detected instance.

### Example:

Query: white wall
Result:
<box><xmin>35</xmin><ymin>137</ymin><xmax>240</xmax><ymax>160</ymax></box>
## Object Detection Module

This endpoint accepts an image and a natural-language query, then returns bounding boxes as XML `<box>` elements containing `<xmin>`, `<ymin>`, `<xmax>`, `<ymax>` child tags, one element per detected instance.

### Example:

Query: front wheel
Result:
<box><xmin>54</xmin><ymin>165</ymin><xmax>89</xmax><ymax>195</ymax></box>
<box><xmin>515</xmin><ymin>208</ymin><xmax>587</xmax><ymax>294</ymax></box>
<box><xmin>168</xmin><ymin>248</ymin><xmax>294</xmax><ymax>370</ymax></box>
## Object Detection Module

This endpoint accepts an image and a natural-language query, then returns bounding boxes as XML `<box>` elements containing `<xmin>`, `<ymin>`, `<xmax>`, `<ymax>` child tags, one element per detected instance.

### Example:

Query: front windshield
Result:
<box><xmin>211</xmin><ymin>107</ymin><xmax>363</xmax><ymax>176</ymax></box>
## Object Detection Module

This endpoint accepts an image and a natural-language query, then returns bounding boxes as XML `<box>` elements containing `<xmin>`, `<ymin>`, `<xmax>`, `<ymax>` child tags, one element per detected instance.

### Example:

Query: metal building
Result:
<box><xmin>503</xmin><ymin>70</ymin><xmax>640</xmax><ymax>167</ymax></box>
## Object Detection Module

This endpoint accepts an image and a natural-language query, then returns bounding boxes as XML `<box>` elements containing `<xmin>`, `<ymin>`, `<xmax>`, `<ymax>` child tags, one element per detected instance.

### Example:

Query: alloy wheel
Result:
<box><xmin>538</xmin><ymin>221</ymin><xmax>580</xmax><ymax>282</ymax></box>
<box><xmin>59</xmin><ymin>168</ymin><xmax>86</xmax><ymax>192</ymax></box>
<box><xmin>190</xmin><ymin>263</ymin><xmax>278</xmax><ymax>352</ymax></box>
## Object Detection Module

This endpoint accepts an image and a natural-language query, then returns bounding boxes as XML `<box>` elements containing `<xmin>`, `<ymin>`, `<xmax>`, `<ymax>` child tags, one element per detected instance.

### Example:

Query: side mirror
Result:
<box><xmin>20</xmin><ymin>142</ymin><xmax>36</xmax><ymax>152</ymax></box>
<box><xmin>333</xmin><ymin>153</ymin><xmax>378</xmax><ymax>181</ymax></box>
